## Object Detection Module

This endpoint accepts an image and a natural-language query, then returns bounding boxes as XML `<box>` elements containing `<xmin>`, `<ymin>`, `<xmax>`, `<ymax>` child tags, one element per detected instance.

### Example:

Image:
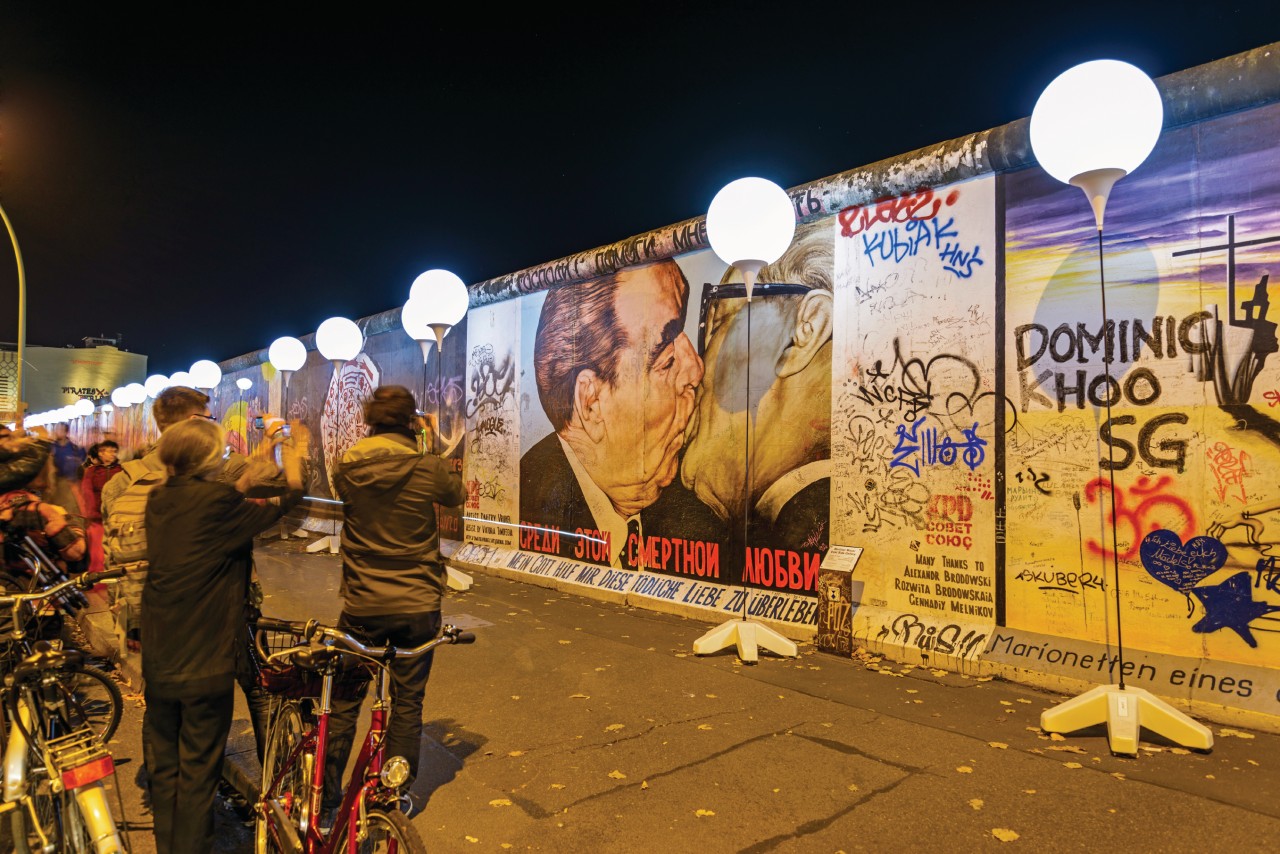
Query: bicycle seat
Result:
<box><xmin>12</xmin><ymin>639</ymin><xmax>84</xmax><ymax>682</ymax></box>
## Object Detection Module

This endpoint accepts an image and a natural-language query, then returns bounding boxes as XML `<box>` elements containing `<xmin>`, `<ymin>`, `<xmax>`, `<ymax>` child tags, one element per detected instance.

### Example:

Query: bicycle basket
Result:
<box><xmin>254</xmin><ymin>625</ymin><xmax>373</xmax><ymax>702</ymax></box>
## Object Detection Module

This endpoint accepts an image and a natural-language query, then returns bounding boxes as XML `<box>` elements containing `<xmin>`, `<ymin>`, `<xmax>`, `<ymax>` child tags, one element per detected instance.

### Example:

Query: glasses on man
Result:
<box><xmin>189</xmin><ymin>413</ymin><xmax>218</xmax><ymax>422</ymax></box>
<box><xmin>696</xmin><ymin>281</ymin><xmax>813</xmax><ymax>356</ymax></box>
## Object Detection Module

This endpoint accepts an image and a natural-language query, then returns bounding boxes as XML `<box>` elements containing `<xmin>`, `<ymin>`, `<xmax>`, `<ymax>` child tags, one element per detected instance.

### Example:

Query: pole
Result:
<box><xmin>1</xmin><ymin>201</ymin><xmax>27</xmax><ymax>425</ymax></box>
<box><xmin>1096</xmin><ymin>228</ymin><xmax>1127</xmax><ymax>689</ymax></box>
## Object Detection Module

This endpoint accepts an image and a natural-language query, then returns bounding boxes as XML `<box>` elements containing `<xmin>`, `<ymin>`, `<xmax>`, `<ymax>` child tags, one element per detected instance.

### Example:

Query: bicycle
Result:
<box><xmin>1</xmin><ymin>566</ymin><xmax>131</xmax><ymax>853</ymax></box>
<box><xmin>252</xmin><ymin>617</ymin><xmax>476</xmax><ymax>853</ymax></box>
<box><xmin>0</xmin><ymin>532</ymin><xmax>124</xmax><ymax>746</ymax></box>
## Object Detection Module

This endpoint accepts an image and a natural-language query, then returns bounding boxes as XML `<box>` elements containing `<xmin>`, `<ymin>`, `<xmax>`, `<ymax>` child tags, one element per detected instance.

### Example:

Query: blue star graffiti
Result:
<box><xmin>1190</xmin><ymin>571</ymin><xmax>1280</xmax><ymax>648</ymax></box>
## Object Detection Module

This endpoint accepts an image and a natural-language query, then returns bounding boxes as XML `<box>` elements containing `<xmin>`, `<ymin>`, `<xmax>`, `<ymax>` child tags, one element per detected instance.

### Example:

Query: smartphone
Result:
<box><xmin>253</xmin><ymin>416</ymin><xmax>265</xmax><ymax>430</ymax></box>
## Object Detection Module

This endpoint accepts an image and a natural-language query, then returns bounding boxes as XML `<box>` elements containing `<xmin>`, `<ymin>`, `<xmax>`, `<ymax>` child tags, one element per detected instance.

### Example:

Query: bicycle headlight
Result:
<box><xmin>380</xmin><ymin>755</ymin><xmax>411</xmax><ymax>789</ymax></box>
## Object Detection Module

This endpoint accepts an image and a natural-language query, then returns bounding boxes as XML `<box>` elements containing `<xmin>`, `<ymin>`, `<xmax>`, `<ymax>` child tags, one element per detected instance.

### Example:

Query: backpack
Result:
<box><xmin>103</xmin><ymin>458</ymin><xmax>166</xmax><ymax>639</ymax></box>
<box><xmin>104</xmin><ymin>459</ymin><xmax>166</xmax><ymax>567</ymax></box>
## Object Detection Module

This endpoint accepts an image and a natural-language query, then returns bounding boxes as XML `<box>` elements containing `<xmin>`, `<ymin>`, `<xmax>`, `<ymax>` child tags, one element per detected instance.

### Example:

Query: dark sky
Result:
<box><xmin>1</xmin><ymin>3</ymin><xmax>1277</xmax><ymax>377</ymax></box>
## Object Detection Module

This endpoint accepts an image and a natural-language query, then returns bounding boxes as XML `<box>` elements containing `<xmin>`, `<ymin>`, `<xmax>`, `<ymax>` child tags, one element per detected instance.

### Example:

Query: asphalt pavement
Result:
<box><xmin>76</xmin><ymin>534</ymin><xmax>1280</xmax><ymax>853</ymax></box>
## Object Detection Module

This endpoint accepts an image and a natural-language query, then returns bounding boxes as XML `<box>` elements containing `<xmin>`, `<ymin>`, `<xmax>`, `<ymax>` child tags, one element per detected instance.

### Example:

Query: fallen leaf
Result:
<box><xmin>695</xmin><ymin>809</ymin><xmax>715</xmax><ymax>817</ymax></box>
<box><xmin>1023</xmin><ymin>789</ymin><xmax>1037</xmax><ymax>794</ymax></box>
<box><xmin>604</xmin><ymin>724</ymin><xmax>625</xmax><ymax>732</ymax></box>
<box><xmin>847</xmin><ymin>783</ymin><xmax>859</xmax><ymax>792</ymax></box>
<box><xmin>697</xmin><ymin>724</ymin><xmax>713</xmax><ymax>731</ymax></box>
<box><xmin>1248</xmin><ymin>760</ymin><xmax>1259</xmax><ymax>766</ymax></box>
<box><xmin>501</xmin><ymin>845</ymin><xmax>513</xmax><ymax>850</ymax></box>
<box><xmin>999</xmin><ymin>701</ymin><xmax>1013</xmax><ymax>706</ymax></box>
<box><xmin>988</xmin><ymin>742</ymin><xmax>1008</xmax><ymax>750</ymax></box>
<box><xmin>977</xmin><ymin>676</ymin><xmax>994</xmax><ymax>682</ymax></box>
<box><xmin>466</xmin><ymin>836</ymin><xmax>479</xmax><ymax>843</ymax></box>
<box><xmin>1047</xmin><ymin>746</ymin><xmax>1087</xmax><ymax>754</ymax></box>
<box><xmin>705</xmin><ymin>694</ymin><xmax>717</xmax><ymax>698</ymax></box>
<box><xmin>1048</xmin><ymin>733</ymin><xmax>1066</xmax><ymax>742</ymax></box>
<box><xmin>508</xmin><ymin>750</ymin><xmax>525</xmax><ymax>757</ymax></box>
<box><xmin>510</xmin><ymin>695</ymin><xmax>521</xmax><ymax>700</ymax></box>
<box><xmin>1017</xmin><ymin>698</ymin><xmax>1032</xmax><ymax>704</ymax></box>
<box><xmin>1206</xmin><ymin>774</ymin><xmax>1216</xmax><ymax>780</ymax></box>
<box><xmin>608</xmin><ymin>770</ymin><xmax>627</xmax><ymax>779</ymax></box>
<box><xmin>489</xmin><ymin>799</ymin><xmax>513</xmax><ymax>807</ymax></box>
<box><xmin>1219</xmin><ymin>728</ymin><xmax>1256</xmax><ymax>739</ymax></box>
<box><xmin>956</xmin><ymin>766</ymin><xmax>973</xmax><ymax>774</ymax></box>
<box><xmin>550</xmin><ymin>783</ymin><xmax>566</xmax><ymax>790</ymax></box>
<box><xmin>558</xmin><ymin>640</ymin><xmax>572</xmax><ymax>645</ymax></box>
<box><xmin>641</xmin><ymin>781</ymin><xmax>648</xmax><ymax>790</ymax></box>
<box><xmin>1063</xmin><ymin>762</ymin><xmax>1083</xmax><ymax>769</ymax></box>
<box><xmin>992</xmin><ymin>828</ymin><xmax>1020</xmax><ymax>842</ymax></box>
<box><xmin>969</xmin><ymin>799</ymin><xmax>984</xmax><ymax>810</ymax></box>
<box><xmin>930</xmin><ymin>669</ymin><xmax>947</xmax><ymax>677</ymax></box>
<box><xmin>1111</xmin><ymin>773</ymin><xmax>1125</xmax><ymax>780</ymax></box>
<box><xmin>569</xmin><ymin>693</ymin><xmax>590</xmax><ymax>699</ymax></box>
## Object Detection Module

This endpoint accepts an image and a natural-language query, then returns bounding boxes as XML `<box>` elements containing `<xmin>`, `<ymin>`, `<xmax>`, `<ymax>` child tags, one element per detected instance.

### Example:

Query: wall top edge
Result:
<box><xmin>219</xmin><ymin>41</ymin><xmax>1280</xmax><ymax>374</ymax></box>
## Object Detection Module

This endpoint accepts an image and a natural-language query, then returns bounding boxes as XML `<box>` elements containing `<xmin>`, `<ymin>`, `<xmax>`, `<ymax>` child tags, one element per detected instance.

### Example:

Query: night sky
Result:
<box><xmin>1</xmin><ymin>3</ymin><xmax>1276</xmax><ymax>378</ymax></box>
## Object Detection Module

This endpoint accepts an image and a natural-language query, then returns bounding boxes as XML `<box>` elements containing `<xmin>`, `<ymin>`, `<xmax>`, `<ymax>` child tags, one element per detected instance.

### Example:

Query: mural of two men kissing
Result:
<box><xmin>518</xmin><ymin>220</ymin><xmax>832</xmax><ymax>596</ymax></box>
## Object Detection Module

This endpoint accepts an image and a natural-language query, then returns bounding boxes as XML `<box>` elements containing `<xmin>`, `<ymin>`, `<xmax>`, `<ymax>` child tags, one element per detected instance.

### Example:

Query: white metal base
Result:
<box><xmin>692</xmin><ymin>618</ymin><xmax>798</xmax><ymax>664</ymax></box>
<box><xmin>1040</xmin><ymin>684</ymin><xmax>1214</xmax><ymax>755</ymax></box>
<box><xmin>446</xmin><ymin>566</ymin><xmax>473</xmax><ymax>591</ymax></box>
<box><xmin>306</xmin><ymin>535</ymin><xmax>340</xmax><ymax>554</ymax></box>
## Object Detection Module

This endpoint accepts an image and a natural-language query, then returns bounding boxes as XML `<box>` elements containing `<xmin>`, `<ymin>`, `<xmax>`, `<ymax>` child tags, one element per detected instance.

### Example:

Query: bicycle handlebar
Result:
<box><xmin>0</xmin><ymin>568</ymin><xmax>126</xmax><ymax>608</ymax></box>
<box><xmin>260</xmin><ymin>616</ymin><xmax>475</xmax><ymax>666</ymax></box>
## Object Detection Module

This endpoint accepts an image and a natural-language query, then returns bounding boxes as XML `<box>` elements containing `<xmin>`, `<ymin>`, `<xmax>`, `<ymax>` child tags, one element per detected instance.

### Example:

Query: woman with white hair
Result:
<box><xmin>141</xmin><ymin>416</ymin><xmax>306</xmax><ymax>854</ymax></box>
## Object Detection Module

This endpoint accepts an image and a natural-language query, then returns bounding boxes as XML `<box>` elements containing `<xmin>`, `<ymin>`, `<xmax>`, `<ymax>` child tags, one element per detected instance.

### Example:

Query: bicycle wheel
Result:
<box><xmin>357</xmin><ymin>808</ymin><xmax>425</xmax><ymax>854</ymax></box>
<box><xmin>256</xmin><ymin>700</ymin><xmax>311</xmax><ymax>854</ymax></box>
<box><xmin>58</xmin><ymin>663</ymin><xmax>123</xmax><ymax>744</ymax></box>
<box><xmin>8</xmin><ymin>753</ymin><xmax>56</xmax><ymax>854</ymax></box>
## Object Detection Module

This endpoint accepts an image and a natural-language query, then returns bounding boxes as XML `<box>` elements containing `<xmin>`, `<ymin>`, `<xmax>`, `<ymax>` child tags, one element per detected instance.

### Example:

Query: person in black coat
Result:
<box><xmin>141</xmin><ymin>417</ymin><xmax>305</xmax><ymax>854</ymax></box>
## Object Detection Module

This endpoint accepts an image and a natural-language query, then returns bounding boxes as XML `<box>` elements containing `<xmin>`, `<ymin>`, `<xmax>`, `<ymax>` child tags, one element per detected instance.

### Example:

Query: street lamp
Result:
<box><xmin>267</xmin><ymin>335</ymin><xmax>307</xmax><ymax>540</ymax></box>
<box><xmin>1030</xmin><ymin>60</ymin><xmax>1211</xmax><ymax>755</ymax></box>
<box><xmin>311</xmin><ymin>316</ymin><xmax>364</xmax><ymax>555</ymax></box>
<box><xmin>110</xmin><ymin>388</ymin><xmax>132</xmax><ymax>408</ymax></box>
<box><xmin>190</xmin><ymin>359</ymin><xmax>223</xmax><ymax>390</ymax></box>
<box><xmin>0</xmin><ymin>201</ymin><xmax>26</xmax><ymax>427</ymax></box>
<box><xmin>705</xmin><ymin>177</ymin><xmax>795</xmax><ymax>303</ymax></box>
<box><xmin>693</xmin><ymin>177</ymin><xmax>798</xmax><ymax>665</ymax></box>
<box><xmin>144</xmin><ymin>374</ymin><xmax>169</xmax><ymax>399</ymax></box>
<box><xmin>403</xmin><ymin>268</ymin><xmax>472</xmax><ymax>590</ymax></box>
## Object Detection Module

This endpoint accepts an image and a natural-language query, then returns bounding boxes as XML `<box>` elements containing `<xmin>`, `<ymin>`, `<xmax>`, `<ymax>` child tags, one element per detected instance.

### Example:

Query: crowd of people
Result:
<box><xmin>0</xmin><ymin>382</ymin><xmax>465</xmax><ymax>853</ymax></box>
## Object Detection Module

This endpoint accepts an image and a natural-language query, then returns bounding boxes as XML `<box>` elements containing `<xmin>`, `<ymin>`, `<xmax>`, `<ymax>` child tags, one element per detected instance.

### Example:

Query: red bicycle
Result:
<box><xmin>252</xmin><ymin>617</ymin><xmax>475</xmax><ymax>853</ymax></box>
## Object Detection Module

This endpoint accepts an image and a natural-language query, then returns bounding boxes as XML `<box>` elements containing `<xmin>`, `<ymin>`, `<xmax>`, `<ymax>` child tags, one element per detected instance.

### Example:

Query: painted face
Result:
<box><xmin>681</xmin><ymin>291</ymin><xmax>792</xmax><ymax>523</ymax></box>
<box><xmin>594</xmin><ymin>264</ymin><xmax>704</xmax><ymax>516</ymax></box>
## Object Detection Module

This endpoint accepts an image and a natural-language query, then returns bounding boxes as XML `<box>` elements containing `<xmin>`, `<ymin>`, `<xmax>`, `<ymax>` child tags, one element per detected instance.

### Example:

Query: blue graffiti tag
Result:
<box><xmin>859</xmin><ymin>216</ymin><xmax>984</xmax><ymax>278</ymax></box>
<box><xmin>890</xmin><ymin>416</ymin><xmax>987</xmax><ymax>476</ymax></box>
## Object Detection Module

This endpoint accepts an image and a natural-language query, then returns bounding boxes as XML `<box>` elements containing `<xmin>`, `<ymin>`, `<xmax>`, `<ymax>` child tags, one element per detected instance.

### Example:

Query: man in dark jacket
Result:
<box><xmin>142</xmin><ymin>416</ymin><xmax>305</xmax><ymax>853</ymax></box>
<box><xmin>323</xmin><ymin>384</ymin><xmax>466</xmax><ymax>814</ymax></box>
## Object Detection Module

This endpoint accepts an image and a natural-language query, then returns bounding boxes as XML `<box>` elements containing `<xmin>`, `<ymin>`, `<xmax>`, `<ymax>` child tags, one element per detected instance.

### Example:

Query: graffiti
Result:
<box><xmin>927</xmin><ymin>494</ymin><xmax>972</xmax><ymax>521</ymax></box>
<box><xmin>1190</xmin><ymin>571</ymin><xmax>1280</xmax><ymax>648</ymax></box>
<box><xmin>876</xmin><ymin>613</ymin><xmax>986</xmax><ymax>661</ymax></box>
<box><xmin>1008</xmin><ymin>417</ymin><xmax>1095</xmax><ymax>465</ymax></box>
<box><xmin>1014</xmin><ymin>314</ymin><xmax>1212</xmax><ymax>412</ymax></box>
<box><xmin>1207</xmin><ymin>441</ymin><xmax>1251</xmax><ymax>503</ymax></box>
<box><xmin>466</xmin><ymin>345</ymin><xmax>516</xmax><ymax>417</ymax></box>
<box><xmin>1013</xmin><ymin>467</ymin><xmax>1052</xmax><ymax>495</ymax></box>
<box><xmin>857</xmin><ymin>215</ymin><xmax>984</xmax><ymax>279</ymax></box>
<box><xmin>837</xmin><ymin>187</ymin><xmax>958</xmax><ymax>238</ymax></box>
<box><xmin>1099</xmin><ymin>413</ymin><xmax>1190</xmax><ymax>472</ymax></box>
<box><xmin>474</xmin><ymin>416</ymin><xmax>510</xmax><ymax>440</ymax></box>
<box><xmin>816</xmin><ymin>572</ymin><xmax>855</xmax><ymax>656</ymax></box>
<box><xmin>1257</xmin><ymin>557</ymin><xmax>1279</xmax><ymax>594</ymax></box>
<box><xmin>1084</xmin><ymin>475</ymin><xmax>1196</xmax><ymax>560</ymax></box>
<box><xmin>840</xmin><ymin>461</ymin><xmax>929</xmax><ymax>534</ymax></box>
<box><xmin>465</xmin><ymin>476</ymin><xmax>507</xmax><ymax>509</ymax></box>
<box><xmin>1139</xmin><ymin>530</ymin><xmax>1228</xmax><ymax>615</ymax></box>
<box><xmin>1173</xmin><ymin>215</ymin><xmax>1280</xmax><ymax>405</ymax></box>
<box><xmin>957</xmin><ymin>471</ymin><xmax>994</xmax><ymax>501</ymax></box>
<box><xmin>891</xmin><ymin>416</ymin><xmax>987</xmax><ymax>476</ymax></box>
<box><xmin>1264</xmin><ymin>390</ymin><xmax>1280</xmax><ymax>407</ymax></box>
<box><xmin>1013</xmin><ymin>567</ymin><xmax>1105</xmax><ymax>594</ymax></box>
<box><xmin>854</xmin><ymin>339</ymin><xmax>1012</xmax><ymax>434</ymax></box>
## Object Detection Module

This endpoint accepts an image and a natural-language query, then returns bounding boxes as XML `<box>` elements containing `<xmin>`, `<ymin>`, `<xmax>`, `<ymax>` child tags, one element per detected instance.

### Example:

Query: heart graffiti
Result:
<box><xmin>1139</xmin><ymin>529</ymin><xmax>1227</xmax><ymax>595</ymax></box>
